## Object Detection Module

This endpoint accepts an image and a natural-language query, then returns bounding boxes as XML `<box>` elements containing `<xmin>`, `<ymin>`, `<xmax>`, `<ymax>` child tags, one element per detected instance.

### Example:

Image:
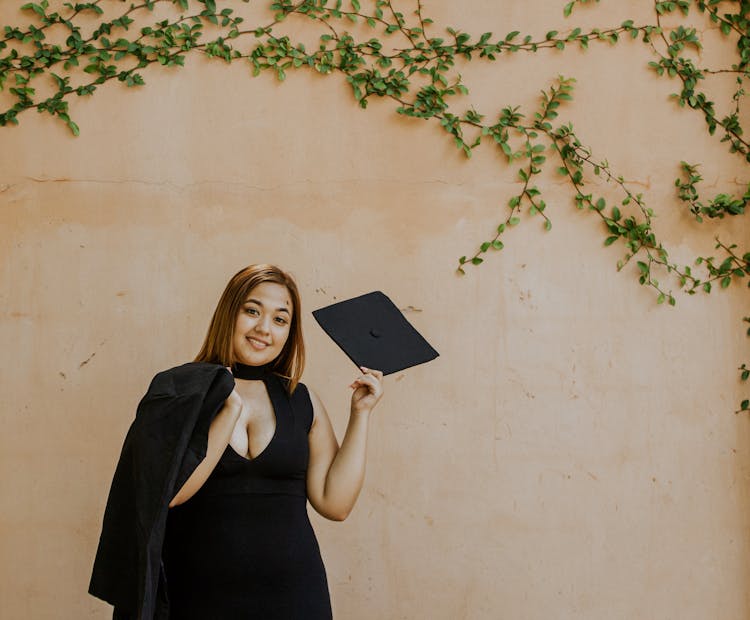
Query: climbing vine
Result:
<box><xmin>1</xmin><ymin>0</ymin><xmax>748</xmax><ymax>411</ymax></box>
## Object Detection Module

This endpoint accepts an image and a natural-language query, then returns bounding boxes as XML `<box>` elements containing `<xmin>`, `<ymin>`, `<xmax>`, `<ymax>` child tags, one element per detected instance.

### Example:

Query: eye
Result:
<box><xmin>274</xmin><ymin>316</ymin><xmax>288</xmax><ymax>325</ymax></box>
<box><xmin>245</xmin><ymin>307</ymin><xmax>259</xmax><ymax>316</ymax></box>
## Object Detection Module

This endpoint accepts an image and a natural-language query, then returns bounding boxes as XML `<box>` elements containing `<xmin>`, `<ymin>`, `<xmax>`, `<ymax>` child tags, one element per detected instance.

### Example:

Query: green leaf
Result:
<box><xmin>21</xmin><ymin>3</ymin><xmax>46</xmax><ymax>17</ymax></box>
<box><xmin>604</xmin><ymin>236</ymin><xmax>618</xmax><ymax>246</ymax></box>
<box><xmin>721</xmin><ymin>276</ymin><xmax>731</xmax><ymax>289</ymax></box>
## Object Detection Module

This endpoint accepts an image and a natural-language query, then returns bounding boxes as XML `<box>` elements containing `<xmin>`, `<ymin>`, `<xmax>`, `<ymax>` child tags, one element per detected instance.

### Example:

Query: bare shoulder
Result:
<box><xmin>304</xmin><ymin>385</ymin><xmax>330</xmax><ymax>428</ymax></box>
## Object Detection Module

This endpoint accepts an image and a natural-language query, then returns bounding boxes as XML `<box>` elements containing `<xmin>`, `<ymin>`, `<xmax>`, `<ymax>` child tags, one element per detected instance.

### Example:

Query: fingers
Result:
<box><xmin>359</xmin><ymin>366</ymin><xmax>383</xmax><ymax>380</ymax></box>
<box><xmin>349</xmin><ymin>367</ymin><xmax>384</xmax><ymax>393</ymax></box>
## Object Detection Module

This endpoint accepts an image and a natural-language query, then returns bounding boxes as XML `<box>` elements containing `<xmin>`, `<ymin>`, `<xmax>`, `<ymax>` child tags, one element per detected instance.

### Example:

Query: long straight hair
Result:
<box><xmin>194</xmin><ymin>264</ymin><xmax>305</xmax><ymax>393</ymax></box>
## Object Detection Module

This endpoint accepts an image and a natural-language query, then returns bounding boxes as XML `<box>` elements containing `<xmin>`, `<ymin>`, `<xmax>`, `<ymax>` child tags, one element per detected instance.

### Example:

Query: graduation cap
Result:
<box><xmin>312</xmin><ymin>291</ymin><xmax>439</xmax><ymax>376</ymax></box>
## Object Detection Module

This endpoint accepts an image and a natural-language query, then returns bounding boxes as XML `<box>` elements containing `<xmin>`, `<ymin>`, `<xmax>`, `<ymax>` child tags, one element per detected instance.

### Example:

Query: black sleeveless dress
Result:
<box><xmin>162</xmin><ymin>371</ymin><xmax>332</xmax><ymax>619</ymax></box>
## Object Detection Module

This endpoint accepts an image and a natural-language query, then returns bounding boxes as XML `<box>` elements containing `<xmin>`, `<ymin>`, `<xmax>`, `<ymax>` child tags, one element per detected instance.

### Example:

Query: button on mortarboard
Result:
<box><xmin>312</xmin><ymin>291</ymin><xmax>439</xmax><ymax>376</ymax></box>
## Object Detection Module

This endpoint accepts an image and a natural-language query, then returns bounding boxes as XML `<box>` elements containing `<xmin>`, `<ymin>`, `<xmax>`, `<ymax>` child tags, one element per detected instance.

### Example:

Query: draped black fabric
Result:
<box><xmin>88</xmin><ymin>362</ymin><xmax>234</xmax><ymax>620</ymax></box>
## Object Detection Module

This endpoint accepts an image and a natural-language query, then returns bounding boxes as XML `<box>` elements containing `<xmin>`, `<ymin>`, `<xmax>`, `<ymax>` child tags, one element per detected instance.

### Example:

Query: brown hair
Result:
<box><xmin>194</xmin><ymin>264</ymin><xmax>305</xmax><ymax>393</ymax></box>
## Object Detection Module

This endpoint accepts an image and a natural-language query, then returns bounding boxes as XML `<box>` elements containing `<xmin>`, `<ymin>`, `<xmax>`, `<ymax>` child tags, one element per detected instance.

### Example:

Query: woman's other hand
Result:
<box><xmin>224</xmin><ymin>367</ymin><xmax>244</xmax><ymax>414</ymax></box>
<box><xmin>349</xmin><ymin>366</ymin><xmax>384</xmax><ymax>415</ymax></box>
<box><xmin>226</xmin><ymin>388</ymin><xmax>244</xmax><ymax>413</ymax></box>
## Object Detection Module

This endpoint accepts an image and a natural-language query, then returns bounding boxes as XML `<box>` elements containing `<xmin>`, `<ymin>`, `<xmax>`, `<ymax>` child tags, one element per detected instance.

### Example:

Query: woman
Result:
<box><xmin>161</xmin><ymin>264</ymin><xmax>383</xmax><ymax>619</ymax></box>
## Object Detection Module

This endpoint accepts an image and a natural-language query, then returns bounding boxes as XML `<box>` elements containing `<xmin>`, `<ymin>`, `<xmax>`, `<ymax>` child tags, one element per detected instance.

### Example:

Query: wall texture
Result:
<box><xmin>1</xmin><ymin>1</ymin><xmax>749</xmax><ymax>619</ymax></box>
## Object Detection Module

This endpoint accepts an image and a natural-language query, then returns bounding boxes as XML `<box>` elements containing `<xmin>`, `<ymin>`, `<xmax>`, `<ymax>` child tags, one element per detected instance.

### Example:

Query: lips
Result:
<box><xmin>246</xmin><ymin>336</ymin><xmax>270</xmax><ymax>350</ymax></box>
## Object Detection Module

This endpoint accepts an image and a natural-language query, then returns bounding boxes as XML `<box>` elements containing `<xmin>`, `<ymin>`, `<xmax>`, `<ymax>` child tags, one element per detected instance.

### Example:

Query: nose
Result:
<box><xmin>254</xmin><ymin>313</ymin><xmax>271</xmax><ymax>335</ymax></box>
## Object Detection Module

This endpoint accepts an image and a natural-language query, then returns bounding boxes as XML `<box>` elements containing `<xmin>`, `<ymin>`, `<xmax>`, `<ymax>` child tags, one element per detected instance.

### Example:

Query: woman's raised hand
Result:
<box><xmin>349</xmin><ymin>366</ymin><xmax>384</xmax><ymax>415</ymax></box>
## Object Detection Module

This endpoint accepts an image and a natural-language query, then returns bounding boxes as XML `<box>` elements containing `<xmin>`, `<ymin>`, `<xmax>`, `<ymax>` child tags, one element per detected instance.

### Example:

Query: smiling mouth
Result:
<box><xmin>247</xmin><ymin>336</ymin><xmax>270</xmax><ymax>349</ymax></box>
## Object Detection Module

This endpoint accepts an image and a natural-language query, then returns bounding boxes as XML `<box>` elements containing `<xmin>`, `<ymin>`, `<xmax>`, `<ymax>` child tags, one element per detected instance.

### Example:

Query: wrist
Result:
<box><xmin>350</xmin><ymin>406</ymin><xmax>372</xmax><ymax>418</ymax></box>
<box><xmin>223</xmin><ymin>394</ymin><xmax>243</xmax><ymax>418</ymax></box>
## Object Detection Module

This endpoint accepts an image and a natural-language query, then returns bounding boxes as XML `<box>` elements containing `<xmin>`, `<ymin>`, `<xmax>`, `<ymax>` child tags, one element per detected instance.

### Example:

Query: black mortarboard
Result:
<box><xmin>312</xmin><ymin>291</ymin><xmax>439</xmax><ymax>375</ymax></box>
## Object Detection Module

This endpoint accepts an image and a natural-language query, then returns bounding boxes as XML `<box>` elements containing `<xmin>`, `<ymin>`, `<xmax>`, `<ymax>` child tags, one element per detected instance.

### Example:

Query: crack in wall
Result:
<box><xmin>22</xmin><ymin>175</ymin><xmax>464</xmax><ymax>192</ymax></box>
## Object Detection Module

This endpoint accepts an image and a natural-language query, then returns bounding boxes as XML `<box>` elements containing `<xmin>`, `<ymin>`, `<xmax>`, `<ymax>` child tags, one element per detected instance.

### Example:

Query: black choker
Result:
<box><xmin>232</xmin><ymin>362</ymin><xmax>272</xmax><ymax>380</ymax></box>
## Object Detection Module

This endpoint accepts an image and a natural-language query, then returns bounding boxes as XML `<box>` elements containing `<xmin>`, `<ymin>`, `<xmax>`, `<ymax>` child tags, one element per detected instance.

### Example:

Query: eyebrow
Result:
<box><xmin>244</xmin><ymin>298</ymin><xmax>291</xmax><ymax>314</ymax></box>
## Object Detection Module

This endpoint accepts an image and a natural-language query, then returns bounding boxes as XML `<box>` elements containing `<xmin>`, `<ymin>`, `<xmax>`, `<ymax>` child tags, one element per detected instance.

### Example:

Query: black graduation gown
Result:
<box><xmin>88</xmin><ymin>362</ymin><xmax>234</xmax><ymax>620</ymax></box>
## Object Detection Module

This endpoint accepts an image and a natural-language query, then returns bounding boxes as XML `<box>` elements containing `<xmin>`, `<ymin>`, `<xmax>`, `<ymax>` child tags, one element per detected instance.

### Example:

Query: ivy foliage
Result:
<box><xmin>1</xmin><ymin>0</ymin><xmax>748</xmax><ymax>410</ymax></box>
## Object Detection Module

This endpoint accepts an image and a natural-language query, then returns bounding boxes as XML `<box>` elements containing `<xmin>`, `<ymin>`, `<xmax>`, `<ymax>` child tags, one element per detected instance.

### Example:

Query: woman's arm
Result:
<box><xmin>306</xmin><ymin>367</ymin><xmax>383</xmax><ymax>521</ymax></box>
<box><xmin>168</xmin><ymin>389</ymin><xmax>243</xmax><ymax>508</ymax></box>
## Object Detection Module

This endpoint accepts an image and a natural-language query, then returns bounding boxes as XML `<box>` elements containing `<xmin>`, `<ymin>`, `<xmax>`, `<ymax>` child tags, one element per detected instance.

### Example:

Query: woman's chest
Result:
<box><xmin>209</xmin><ymin>377</ymin><xmax>311</xmax><ymax>481</ymax></box>
<box><xmin>229</xmin><ymin>382</ymin><xmax>277</xmax><ymax>460</ymax></box>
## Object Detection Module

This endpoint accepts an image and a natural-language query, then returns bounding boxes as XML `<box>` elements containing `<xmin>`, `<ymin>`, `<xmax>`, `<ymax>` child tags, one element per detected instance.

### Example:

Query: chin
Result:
<box><xmin>237</xmin><ymin>355</ymin><xmax>268</xmax><ymax>366</ymax></box>
<box><xmin>235</xmin><ymin>348</ymin><xmax>278</xmax><ymax>367</ymax></box>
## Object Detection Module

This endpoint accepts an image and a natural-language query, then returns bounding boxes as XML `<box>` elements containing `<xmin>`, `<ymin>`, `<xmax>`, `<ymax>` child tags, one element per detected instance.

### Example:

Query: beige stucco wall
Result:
<box><xmin>1</xmin><ymin>1</ymin><xmax>749</xmax><ymax>618</ymax></box>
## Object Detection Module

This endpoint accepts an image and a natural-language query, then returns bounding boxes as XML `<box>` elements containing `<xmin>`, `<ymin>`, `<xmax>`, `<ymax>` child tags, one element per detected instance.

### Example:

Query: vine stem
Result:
<box><xmin>650</xmin><ymin>1</ymin><xmax>750</xmax><ymax>156</ymax></box>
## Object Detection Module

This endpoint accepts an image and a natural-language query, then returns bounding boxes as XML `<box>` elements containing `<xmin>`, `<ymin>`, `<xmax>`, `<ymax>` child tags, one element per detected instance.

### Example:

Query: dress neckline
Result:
<box><xmin>225</xmin><ymin>367</ymin><xmax>279</xmax><ymax>462</ymax></box>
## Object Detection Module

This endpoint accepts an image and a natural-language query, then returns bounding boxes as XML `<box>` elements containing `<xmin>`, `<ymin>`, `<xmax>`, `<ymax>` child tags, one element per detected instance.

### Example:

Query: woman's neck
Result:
<box><xmin>231</xmin><ymin>362</ymin><xmax>271</xmax><ymax>380</ymax></box>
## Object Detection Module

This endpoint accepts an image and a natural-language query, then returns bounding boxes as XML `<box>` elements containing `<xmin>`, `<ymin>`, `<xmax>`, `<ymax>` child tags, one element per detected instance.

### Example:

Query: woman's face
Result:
<box><xmin>232</xmin><ymin>281</ymin><xmax>293</xmax><ymax>367</ymax></box>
